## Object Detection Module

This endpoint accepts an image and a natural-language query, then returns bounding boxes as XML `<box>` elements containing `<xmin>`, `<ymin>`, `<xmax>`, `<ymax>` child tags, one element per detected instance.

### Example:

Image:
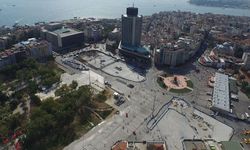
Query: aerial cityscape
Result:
<box><xmin>0</xmin><ymin>1</ymin><xmax>250</xmax><ymax>150</ymax></box>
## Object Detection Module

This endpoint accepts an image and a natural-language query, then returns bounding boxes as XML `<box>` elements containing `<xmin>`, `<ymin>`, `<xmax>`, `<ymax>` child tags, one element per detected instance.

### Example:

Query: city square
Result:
<box><xmin>0</xmin><ymin>2</ymin><xmax>250</xmax><ymax>150</ymax></box>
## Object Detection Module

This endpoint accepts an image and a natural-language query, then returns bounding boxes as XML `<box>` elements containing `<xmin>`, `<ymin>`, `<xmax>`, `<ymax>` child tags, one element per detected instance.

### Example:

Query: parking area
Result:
<box><xmin>231</xmin><ymin>90</ymin><xmax>250</xmax><ymax>119</ymax></box>
<box><xmin>80</xmin><ymin>51</ymin><xmax>116</xmax><ymax>69</ymax></box>
<box><xmin>102</xmin><ymin>61</ymin><xmax>145</xmax><ymax>82</ymax></box>
<box><xmin>61</xmin><ymin>57</ymin><xmax>89</xmax><ymax>71</ymax></box>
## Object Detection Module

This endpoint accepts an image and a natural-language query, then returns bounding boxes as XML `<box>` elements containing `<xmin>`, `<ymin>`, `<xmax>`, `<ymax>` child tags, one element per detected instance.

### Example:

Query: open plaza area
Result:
<box><xmin>36</xmin><ymin>70</ymin><xmax>105</xmax><ymax>100</ymax></box>
<box><xmin>2</xmin><ymin>6</ymin><xmax>250</xmax><ymax>150</ymax></box>
<box><xmin>52</xmin><ymin>45</ymin><xmax>250</xmax><ymax>150</ymax></box>
<box><xmin>133</xmin><ymin>98</ymin><xmax>233</xmax><ymax>150</ymax></box>
<box><xmin>80</xmin><ymin>50</ymin><xmax>116</xmax><ymax>69</ymax></box>
<box><xmin>78</xmin><ymin>50</ymin><xmax>146</xmax><ymax>82</ymax></box>
<box><xmin>102</xmin><ymin>61</ymin><xmax>145</xmax><ymax>82</ymax></box>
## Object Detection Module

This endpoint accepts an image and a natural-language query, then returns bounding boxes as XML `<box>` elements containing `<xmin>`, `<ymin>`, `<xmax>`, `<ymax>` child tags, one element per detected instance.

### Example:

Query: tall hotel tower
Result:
<box><xmin>121</xmin><ymin>7</ymin><xmax>142</xmax><ymax>48</ymax></box>
<box><xmin>119</xmin><ymin>7</ymin><xmax>150</xmax><ymax>59</ymax></box>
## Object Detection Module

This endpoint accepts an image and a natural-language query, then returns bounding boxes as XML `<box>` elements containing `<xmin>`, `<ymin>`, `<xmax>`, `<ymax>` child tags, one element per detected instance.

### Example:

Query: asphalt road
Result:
<box><xmin>55</xmin><ymin>47</ymin><xmax>250</xmax><ymax>150</ymax></box>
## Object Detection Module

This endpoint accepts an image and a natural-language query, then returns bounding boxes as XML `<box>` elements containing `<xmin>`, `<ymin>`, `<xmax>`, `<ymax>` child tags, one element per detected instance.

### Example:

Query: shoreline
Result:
<box><xmin>189</xmin><ymin>2</ymin><xmax>250</xmax><ymax>10</ymax></box>
<box><xmin>2</xmin><ymin>9</ymin><xmax>250</xmax><ymax>28</ymax></box>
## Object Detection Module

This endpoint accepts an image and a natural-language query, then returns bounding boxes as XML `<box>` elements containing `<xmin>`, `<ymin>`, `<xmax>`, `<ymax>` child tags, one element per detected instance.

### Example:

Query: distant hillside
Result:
<box><xmin>189</xmin><ymin>0</ymin><xmax>250</xmax><ymax>9</ymax></box>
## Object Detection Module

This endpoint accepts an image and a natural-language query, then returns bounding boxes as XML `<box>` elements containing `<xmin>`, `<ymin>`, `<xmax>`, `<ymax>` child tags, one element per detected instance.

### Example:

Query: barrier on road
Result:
<box><xmin>146</xmin><ymin>96</ymin><xmax>193</xmax><ymax>130</ymax></box>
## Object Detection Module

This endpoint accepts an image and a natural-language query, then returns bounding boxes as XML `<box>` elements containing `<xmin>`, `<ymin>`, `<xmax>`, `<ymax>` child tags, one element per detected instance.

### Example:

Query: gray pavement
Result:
<box><xmin>54</xmin><ymin>47</ymin><xmax>250</xmax><ymax>150</ymax></box>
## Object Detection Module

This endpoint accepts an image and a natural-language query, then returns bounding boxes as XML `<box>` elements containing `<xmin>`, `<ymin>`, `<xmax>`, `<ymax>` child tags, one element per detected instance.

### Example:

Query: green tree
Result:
<box><xmin>75</xmin><ymin>86</ymin><xmax>92</xmax><ymax>108</ymax></box>
<box><xmin>30</xmin><ymin>94</ymin><xmax>41</xmax><ymax>106</ymax></box>
<box><xmin>20</xmin><ymin>58</ymin><xmax>38</xmax><ymax>69</ymax></box>
<box><xmin>55</xmin><ymin>84</ymin><xmax>70</xmax><ymax>96</ymax></box>
<box><xmin>70</xmin><ymin>80</ymin><xmax>78</xmax><ymax>90</ymax></box>
<box><xmin>95</xmin><ymin>90</ymin><xmax>107</xmax><ymax>102</ymax></box>
<box><xmin>245</xmin><ymin>85</ymin><xmax>250</xmax><ymax>93</ymax></box>
<box><xmin>28</xmin><ymin>81</ymin><xmax>38</xmax><ymax>94</ymax></box>
<box><xmin>241</xmin><ymin>81</ymin><xmax>248</xmax><ymax>89</ymax></box>
<box><xmin>40</xmin><ymin>98</ymin><xmax>60</xmax><ymax>114</ymax></box>
<box><xmin>234</xmin><ymin>47</ymin><xmax>243</xmax><ymax>58</ymax></box>
<box><xmin>6</xmin><ymin>114</ymin><xmax>22</xmax><ymax>132</ymax></box>
<box><xmin>24</xmin><ymin>108</ymin><xmax>56</xmax><ymax>149</ymax></box>
<box><xmin>0</xmin><ymin>91</ymin><xmax>8</xmax><ymax>105</ymax></box>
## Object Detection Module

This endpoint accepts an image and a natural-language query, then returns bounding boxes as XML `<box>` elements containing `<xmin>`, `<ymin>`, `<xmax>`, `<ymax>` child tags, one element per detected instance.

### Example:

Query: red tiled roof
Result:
<box><xmin>112</xmin><ymin>141</ymin><xmax>127</xmax><ymax>150</ymax></box>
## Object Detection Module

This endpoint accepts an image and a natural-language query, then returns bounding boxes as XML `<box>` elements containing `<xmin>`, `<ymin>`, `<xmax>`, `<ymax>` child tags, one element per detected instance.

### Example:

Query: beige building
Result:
<box><xmin>26</xmin><ymin>40</ymin><xmax>52</xmax><ymax>60</ymax></box>
<box><xmin>154</xmin><ymin>36</ymin><xmax>201</xmax><ymax>67</ymax></box>
<box><xmin>154</xmin><ymin>46</ymin><xmax>194</xmax><ymax>67</ymax></box>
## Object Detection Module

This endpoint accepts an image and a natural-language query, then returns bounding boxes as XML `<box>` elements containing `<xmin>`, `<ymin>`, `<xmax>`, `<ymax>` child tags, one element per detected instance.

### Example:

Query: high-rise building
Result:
<box><xmin>121</xmin><ymin>7</ymin><xmax>142</xmax><ymax>47</ymax></box>
<box><xmin>119</xmin><ymin>7</ymin><xmax>150</xmax><ymax>59</ymax></box>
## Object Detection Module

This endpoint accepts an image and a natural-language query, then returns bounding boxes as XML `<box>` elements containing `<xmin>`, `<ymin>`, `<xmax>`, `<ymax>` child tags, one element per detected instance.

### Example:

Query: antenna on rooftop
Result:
<box><xmin>133</xmin><ymin>0</ymin><xmax>135</xmax><ymax>7</ymax></box>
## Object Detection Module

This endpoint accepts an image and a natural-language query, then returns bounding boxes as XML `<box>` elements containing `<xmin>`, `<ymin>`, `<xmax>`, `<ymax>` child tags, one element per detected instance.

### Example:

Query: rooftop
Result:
<box><xmin>183</xmin><ymin>140</ymin><xmax>208</xmax><ymax>150</ymax></box>
<box><xmin>18</xmin><ymin>38</ymin><xmax>49</xmax><ymax>49</ymax></box>
<box><xmin>112</xmin><ymin>141</ymin><xmax>167</xmax><ymax>150</ymax></box>
<box><xmin>111</xmin><ymin>141</ymin><xmax>127</xmax><ymax>150</ymax></box>
<box><xmin>120</xmin><ymin>43</ymin><xmax>150</xmax><ymax>54</ymax></box>
<box><xmin>0</xmin><ymin>49</ymin><xmax>23</xmax><ymax>59</ymax></box>
<box><xmin>119</xmin><ymin>43</ymin><xmax>150</xmax><ymax>59</ymax></box>
<box><xmin>220</xmin><ymin>141</ymin><xmax>243</xmax><ymax>150</ymax></box>
<box><xmin>212</xmin><ymin>72</ymin><xmax>230</xmax><ymax>112</ymax></box>
<box><xmin>112</xmin><ymin>28</ymin><xmax>120</xmax><ymax>33</ymax></box>
<box><xmin>51</xmin><ymin>28</ymin><xmax>83</xmax><ymax>37</ymax></box>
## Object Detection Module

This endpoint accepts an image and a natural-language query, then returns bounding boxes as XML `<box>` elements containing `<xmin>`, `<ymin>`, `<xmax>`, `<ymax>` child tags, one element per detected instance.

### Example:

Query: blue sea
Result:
<box><xmin>1</xmin><ymin>0</ymin><xmax>250</xmax><ymax>26</ymax></box>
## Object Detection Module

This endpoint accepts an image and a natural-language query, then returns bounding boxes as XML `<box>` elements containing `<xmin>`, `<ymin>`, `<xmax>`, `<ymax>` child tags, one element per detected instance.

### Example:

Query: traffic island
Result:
<box><xmin>157</xmin><ymin>74</ymin><xmax>194</xmax><ymax>93</ymax></box>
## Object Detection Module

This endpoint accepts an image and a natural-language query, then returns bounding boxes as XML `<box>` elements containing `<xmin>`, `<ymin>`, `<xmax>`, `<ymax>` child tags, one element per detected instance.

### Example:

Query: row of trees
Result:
<box><xmin>0</xmin><ymin>58</ymin><xmax>62</xmax><ymax>146</ymax></box>
<box><xmin>241</xmin><ymin>81</ymin><xmax>250</xmax><ymax>97</ymax></box>
<box><xmin>0</xmin><ymin>58</ymin><xmax>61</xmax><ymax>88</ymax></box>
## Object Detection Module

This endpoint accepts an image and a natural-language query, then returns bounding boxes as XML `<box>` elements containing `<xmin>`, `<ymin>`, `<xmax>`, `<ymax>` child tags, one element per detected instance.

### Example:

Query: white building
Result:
<box><xmin>212</xmin><ymin>73</ymin><xmax>231</xmax><ymax>113</ymax></box>
<box><xmin>214</xmin><ymin>42</ymin><xmax>234</xmax><ymax>56</ymax></box>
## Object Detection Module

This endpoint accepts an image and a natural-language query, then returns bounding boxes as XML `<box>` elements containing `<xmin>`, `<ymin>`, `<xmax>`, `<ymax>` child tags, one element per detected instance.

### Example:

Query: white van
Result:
<box><xmin>245</xmin><ymin>112</ymin><xmax>250</xmax><ymax>118</ymax></box>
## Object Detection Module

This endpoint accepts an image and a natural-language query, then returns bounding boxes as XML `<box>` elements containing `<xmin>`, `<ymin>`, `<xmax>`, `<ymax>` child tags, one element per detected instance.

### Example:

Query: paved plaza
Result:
<box><xmin>64</xmin><ymin>97</ymin><xmax>233</xmax><ymax>150</ymax></box>
<box><xmin>79</xmin><ymin>50</ymin><xmax>145</xmax><ymax>82</ymax></box>
<box><xmin>80</xmin><ymin>51</ymin><xmax>116</xmax><ymax>69</ymax></box>
<box><xmin>36</xmin><ymin>70</ymin><xmax>105</xmax><ymax>100</ymax></box>
<box><xmin>102</xmin><ymin>61</ymin><xmax>145</xmax><ymax>82</ymax></box>
<box><xmin>54</xmin><ymin>47</ymin><xmax>250</xmax><ymax>150</ymax></box>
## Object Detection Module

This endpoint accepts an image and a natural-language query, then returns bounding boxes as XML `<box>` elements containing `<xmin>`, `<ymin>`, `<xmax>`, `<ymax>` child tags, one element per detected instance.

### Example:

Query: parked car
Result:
<box><xmin>127</xmin><ymin>84</ymin><xmax>134</xmax><ymax>88</ymax></box>
<box><xmin>104</xmin><ymin>81</ymin><xmax>111</xmax><ymax>87</ymax></box>
<box><xmin>115</xmin><ymin>99</ymin><xmax>125</xmax><ymax>106</ymax></box>
<box><xmin>206</xmin><ymin>92</ymin><xmax>212</xmax><ymax>96</ymax></box>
